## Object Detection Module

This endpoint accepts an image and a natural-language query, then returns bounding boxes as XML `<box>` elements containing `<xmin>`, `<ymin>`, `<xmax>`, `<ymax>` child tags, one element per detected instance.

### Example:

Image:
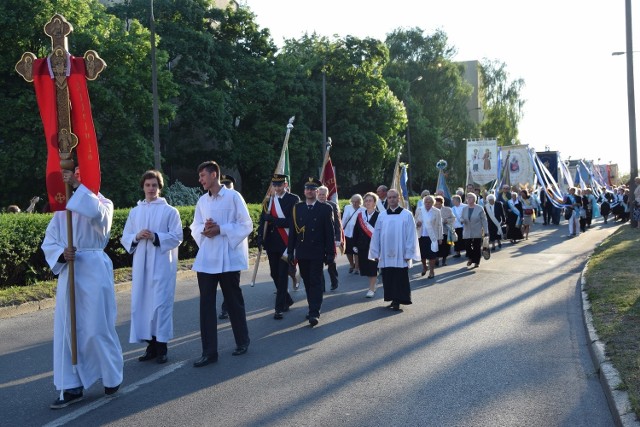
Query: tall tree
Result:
<box><xmin>479</xmin><ymin>58</ymin><xmax>525</xmax><ymax>147</ymax></box>
<box><xmin>384</xmin><ymin>28</ymin><xmax>477</xmax><ymax>192</ymax></box>
<box><xmin>276</xmin><ymin>34</ymin><xmax>406</xmax><ymax>194</ymax></box>
<box><xmin>0</xmin><ymin>0</ymin><xmax>176</xmax><ymax>209</ymax></box>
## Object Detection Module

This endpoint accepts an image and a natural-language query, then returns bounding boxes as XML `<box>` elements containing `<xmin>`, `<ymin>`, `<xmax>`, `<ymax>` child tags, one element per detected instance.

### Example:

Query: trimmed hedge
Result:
<box><xmin>0</xmin><ymin>197</ymin><xmax>419</xmax><ymax>288</ymax></box>
<box><xmin>0</xmin><ymin>203</ymin><xmax>264</xmax><ymax>288</ymax></box>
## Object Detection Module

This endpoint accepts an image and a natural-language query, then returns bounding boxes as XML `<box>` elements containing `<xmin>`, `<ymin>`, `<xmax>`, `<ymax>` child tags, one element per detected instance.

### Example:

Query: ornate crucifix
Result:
<box><xmin>16</xmin><ymin>14</ymin><xmax>105</xmax><ymax>171</ymax></box>
<box><xmin>15</xmin><ymin>14</ymin><xmax>106</xmax><ymax>366</ymax></box>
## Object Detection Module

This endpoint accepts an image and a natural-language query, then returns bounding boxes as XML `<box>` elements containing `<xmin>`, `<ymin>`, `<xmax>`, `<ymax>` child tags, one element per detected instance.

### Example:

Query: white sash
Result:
<box><xmin>485</xmin><ymin>204</ymin><xmax>502</xmax><ymax>236</ymax></box>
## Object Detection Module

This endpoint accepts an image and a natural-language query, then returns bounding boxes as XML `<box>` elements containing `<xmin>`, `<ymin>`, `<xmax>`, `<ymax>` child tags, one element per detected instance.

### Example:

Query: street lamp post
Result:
<box><xmin>624</xmin><ymin>0</ymin><xmax>639</xmax><ymax>227</ymax></box>
<box><xmin>150</xmin><ymin>0</ymin><xmax>161</xmax><ymax>171</ymax></box>
<box><xmin>405</xmin><ymin>75</ymin><xmax>422</xmax><ymax>194</ymax></box>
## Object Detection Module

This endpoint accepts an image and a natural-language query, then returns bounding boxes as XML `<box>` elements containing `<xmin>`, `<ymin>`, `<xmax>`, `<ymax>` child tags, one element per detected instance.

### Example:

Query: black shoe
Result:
<box><xmin>387</xmin><ymin>302</ymin><xmax>400</xmax><ymax>311</ymax></box>
<box><xmin>104</xmin><ymin>384</ymin><xmax>120</xmax><ymax>396</ymax></box>
<box><xmin>50</xmin><ymin>391</ymin><xmax>84</xmax><ymax>409</ymax></box>
<box><xmin>330</xmin><ymin>282</ymin><xmax>339</xmax><ymax>291</ymax></box>
<box><xmin>232</xmin><ymin>345</ymin><xmax>249</xmax><ymax>356</ymax></box>
<box><xmin>138</xmin><ymin>350</ymin><xmax>157</xmax><ymax>362</ymax></box>
<box><xmin>453</xmin><ymin>253</ymin><xmax>461</xmax><ymax>258</ymax></box>
<box><xmin>218</xmin><ymin>311</ymin><xmax>229</xmax><ymax>320</ymax></box>
<box><xmin>274</xmin><ymin>312</ymin><xmax>283</xmax><ymax>320</ymax></box>
<box><xmin>193</xmin><ymin>355</ymin><xmax>218</xmax><ymax>367</ymax></box>
<box><xmin>435</xmin><ymin>260</ymin><xmax>440</xmax><ymax>267</ymax></box>
<box><xmin>441</xmin><ymin>259</ymin><xmax>447</xmax><ymax>266</ymax></box>
<box><xmin>498</xmin><ymin>242</ymin><xmax>502</xmax><ymax>248</ymax></box>
<box><xmin>156</xmin><ymin>354</ymin><xmax>168</xmax><ymax>364</ymax></box>
<box><xmin>308</xmin><ymin>316</ymin><xmax>319</xmax><ymax>327</ymax></box>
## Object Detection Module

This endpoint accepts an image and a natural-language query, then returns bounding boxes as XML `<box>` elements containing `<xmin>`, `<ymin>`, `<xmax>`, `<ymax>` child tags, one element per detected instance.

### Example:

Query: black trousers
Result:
<box><xmin>297</xmin><ymin>258</ymin><xmax>324</xmax><ymax>317</ymax></box>
<box><xmin>543</xmin><ymin>205</ymin><xmax>553</xmax><ymax>224</ymax></box>
<box><xmin>197</xmin><ymin>271</ymin><xmax>250</xmax><ymax>357</ymax></box>
<box><xmin>320</xmin><ymin>262</ymin><xmax>338</xmax><ymax>290</ymax></box>
<box><xmin>465</xmin><ymin>238</ymin><xmax>482</xmax><ymax>264</ymax></box>
<box><xmin>267</xmin><ymin>251</ymin><xmax>294</xmax><ymax>312</ymax></box>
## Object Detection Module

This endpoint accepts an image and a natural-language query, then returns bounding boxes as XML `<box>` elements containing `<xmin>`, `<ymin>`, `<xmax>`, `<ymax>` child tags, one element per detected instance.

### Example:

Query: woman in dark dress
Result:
<box><xmin>506</xmin><ymin>191</ymin><xmax>524</xmax><ymax>243</ymax></box>
<box><xmin>352</xmin><ymin>192</ymin><xmax>380</xmax><ymax>298</ymax></box>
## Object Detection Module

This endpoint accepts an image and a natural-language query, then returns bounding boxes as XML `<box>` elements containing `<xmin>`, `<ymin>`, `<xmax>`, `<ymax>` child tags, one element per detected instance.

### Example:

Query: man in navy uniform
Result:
<box><xmin>317</xmin><ymin>185</ymin><xmax>342</xmax><ymax>291</ymax></box>
<box><xmin>258</xmin><ymin>174</ymin><xmax>300</xmax><ymax>319</ymax></box>
<box><xmin>288</xmin><ymin>178</ymin><xmax>335</xmax><ymax>327</ymax></box>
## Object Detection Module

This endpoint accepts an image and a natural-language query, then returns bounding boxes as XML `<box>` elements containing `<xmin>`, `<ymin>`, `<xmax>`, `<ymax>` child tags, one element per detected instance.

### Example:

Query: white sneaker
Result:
<box><xmin>365</xmin><ymin>290</ymin><xmax>375</xmax><ymax>298</ymax></box>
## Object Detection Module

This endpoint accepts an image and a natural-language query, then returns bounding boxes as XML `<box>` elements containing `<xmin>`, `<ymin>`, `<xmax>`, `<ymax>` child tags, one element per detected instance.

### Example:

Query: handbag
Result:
<box><xmin>481</xmin><ymin>236</ymin><xmax>491</xmax><ymax>260</ymax></box>
<box><xmin>524</xmin><ymin>208</ymin><xmax>534</xmax><ymax>215</ymax></box>
<box><xmin>564</xmin><ymin>207</ymin><xmax>573</xmax><ymax>220</ymax></box>
<box><xmin>448</xmin><ymin>226</ymin><xmax>458</xmax><ymax>243</ymax></box>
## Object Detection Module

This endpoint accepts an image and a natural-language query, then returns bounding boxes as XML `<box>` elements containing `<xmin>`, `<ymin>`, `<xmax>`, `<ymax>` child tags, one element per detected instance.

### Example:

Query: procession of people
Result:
<box><xmin>40</xmin><ymin>154</ymin><xmax>638</xmax><ymax>411</ymax></box>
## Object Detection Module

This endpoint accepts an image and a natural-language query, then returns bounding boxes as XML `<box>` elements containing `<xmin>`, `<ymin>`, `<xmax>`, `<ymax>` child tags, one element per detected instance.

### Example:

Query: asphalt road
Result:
<box><xmin>0</xmin><ymin>221</ymin><xmax>618</xmax><ymax>426</ymax></box>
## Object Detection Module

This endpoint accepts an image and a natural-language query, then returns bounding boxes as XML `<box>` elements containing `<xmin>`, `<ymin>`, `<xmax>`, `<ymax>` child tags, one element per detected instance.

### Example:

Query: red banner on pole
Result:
<box><xmin>32</xmin><ymin>57</ymin><xmax>101</xmax><ymax>211</ymax></box>
<box><xmin>322</xmin><ymin>156</ymin><xmax>338</xmax><ymax>203</ymax></box>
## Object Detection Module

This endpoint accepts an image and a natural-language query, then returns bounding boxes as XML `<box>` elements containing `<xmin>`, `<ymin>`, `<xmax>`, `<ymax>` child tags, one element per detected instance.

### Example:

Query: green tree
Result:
<box><xmin>0</xmin><ymin>0</ymin><xmax>177</xmax><ymax>209</ymax></box>
<box><xmin>479</xmin><ymin>58</ymin><xmax>525</xmax><ymax>147</ymax></box>
<box><xmin>276</xmin><ymin>34</ymin><xmax>406</xmax><ymax>194</ymax></box>
<box><xmin>384</xmin><ymin>28</ymin><xmax>477</xmax><ymax>192</ymax></box>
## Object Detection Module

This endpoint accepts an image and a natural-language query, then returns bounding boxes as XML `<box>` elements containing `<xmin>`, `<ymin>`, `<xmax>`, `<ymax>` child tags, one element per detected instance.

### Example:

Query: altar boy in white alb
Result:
<box><xmin>42</xmin><ymin>169</ymin><xmax>123</xmax><ymax>409</ymax></box>
<box><xmin>121</xmin><ymin>170</ymin><xmax>183</xmax><ymax>364</ymax></box>
<box><xmin>369</xmin><ymin>189</ymin><xmax>420</xmax><ymax>311</ymax></box>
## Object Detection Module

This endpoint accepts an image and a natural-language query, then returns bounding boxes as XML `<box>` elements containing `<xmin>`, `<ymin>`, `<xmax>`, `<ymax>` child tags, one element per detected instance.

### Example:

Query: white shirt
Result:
<box><xmin>341</xmin><ymin>205</ymin><xmax>362</xmax><ymax>238</ymax></box>
<box><xmin>190</xmin><ymin>186</ymin><xmax>253</xmax><ymax>274</ymax></box>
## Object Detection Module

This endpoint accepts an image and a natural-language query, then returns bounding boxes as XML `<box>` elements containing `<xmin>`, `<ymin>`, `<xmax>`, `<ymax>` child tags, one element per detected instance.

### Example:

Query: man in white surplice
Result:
<box><xmin>190</xmin><ymin>160</ymin><xmax>253</xmax><ymax>367</ymax></box>
<box><xmin>42</xmin><ymin>169</ymin><xmax>123</xmax><ymax>409</ymax></box>
<box><xmin>369</xmin><ymin>189</ymin><xmax>420</xmax><ymax>311</ymax></box>
<box><xmin>121</xmin><ymin>170</ymin><xmax>183</xmax><ymax>364</ymax></box>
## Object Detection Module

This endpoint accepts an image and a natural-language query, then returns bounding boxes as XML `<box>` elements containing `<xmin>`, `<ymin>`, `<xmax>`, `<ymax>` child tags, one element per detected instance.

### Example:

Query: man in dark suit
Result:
<box><xmin>317</xmin><ymin>185</ymin><xmax>342</xmax><ymax>291</ymax></box>
<box><xmin>498</xmin><ymin>184</ymin><xmax>512</xmax><ymax>207</ymax></box>
<box><xmin>376</xmin><ymin>185</ymin><xmax>389</xmax><ymax>211</ymax></box>
<box><xmin>257</xmin><ymin>174</ymin><xmax>300</xmax><ymax>320</ymax></box>
<box><xmin>288</xmin><ymin>178</ymin><xmax>335</xmax><ymax>327</ymax></box>
<box><xmin>539</xmin><ymin>187</ymin><xmax>553</xmax><ymax>225</ymax></box>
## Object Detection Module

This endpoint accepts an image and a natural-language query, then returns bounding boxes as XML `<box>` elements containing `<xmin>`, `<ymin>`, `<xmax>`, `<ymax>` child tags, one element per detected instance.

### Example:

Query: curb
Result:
<box><xmin>581</xmin><ymin>261</ymin><xmax>640</xmax><ymax>427</ymax></box>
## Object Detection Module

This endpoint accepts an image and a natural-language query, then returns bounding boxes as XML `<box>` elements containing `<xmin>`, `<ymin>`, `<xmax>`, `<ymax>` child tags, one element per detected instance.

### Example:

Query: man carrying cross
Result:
<box><xmin>17</xmin><ymin>14</ymin><xmax>122</xmax><ymax>408</ymax></box>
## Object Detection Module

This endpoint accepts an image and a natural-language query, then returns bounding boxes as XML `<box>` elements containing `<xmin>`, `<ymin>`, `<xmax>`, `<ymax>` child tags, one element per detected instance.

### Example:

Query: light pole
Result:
<box><xmin>150</xmin><ymin>0</ymin><xmax>161</xmax><ymax>171</ymax></box>
<box><xmin>622</xmin><ymin>0</ymin><xmax>639</xmax><ymax>227</ymax></box>
<box><xmin>405</xmin><ymin>75</ymin><xmax>422</xmax><ymax>194</ymax></box>
<box><xmin>322</xmin><ymin>68</ymin><xmax>327</xmax><ymax>157</ymax></box>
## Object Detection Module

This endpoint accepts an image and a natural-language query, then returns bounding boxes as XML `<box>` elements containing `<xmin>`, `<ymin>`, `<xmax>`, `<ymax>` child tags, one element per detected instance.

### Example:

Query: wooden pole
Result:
<box><xmin>319</xmin><ymin>138</ymin><xmax>332</xmax><ymax>182</ymax></box>
<box><xmin>15</xmin><ymin>14</ymin><xmax>106</xmax><ymax>366</ymax></box>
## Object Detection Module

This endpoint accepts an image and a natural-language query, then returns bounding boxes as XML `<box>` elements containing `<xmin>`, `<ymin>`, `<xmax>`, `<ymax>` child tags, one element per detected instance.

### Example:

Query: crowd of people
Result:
<box><xmin>39</xmin><ymin>163</ymin><xmax>640</xmax><ymax>410</ymax></box>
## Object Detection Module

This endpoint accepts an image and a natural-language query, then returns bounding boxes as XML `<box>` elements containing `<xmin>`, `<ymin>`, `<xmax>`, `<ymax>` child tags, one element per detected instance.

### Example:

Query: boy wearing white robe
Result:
<box><xmin>121</xmin><ymin>170</ymin><xmax>183</xmax><ymax>364</ymax></box>
<box><xmin>42</xmin><ymin>169</ymin><xmax>123</xmax><ymax>409</ymax></box>
<box><xmin>369</xmin><ymin>189</ymin><xmax>420</xmax><ymax>311</ymax></box>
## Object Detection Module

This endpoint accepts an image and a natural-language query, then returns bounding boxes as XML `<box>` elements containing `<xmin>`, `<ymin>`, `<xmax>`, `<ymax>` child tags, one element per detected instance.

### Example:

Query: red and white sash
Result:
<box><xmin>357</xmin><ymin>211</ymin><xmax>375</xmax><ymax>238</ymax></box>
<box><xmin>269</xmin><ymin>196</ymin><xmax>289</xmax><ymax>256</ymax></box>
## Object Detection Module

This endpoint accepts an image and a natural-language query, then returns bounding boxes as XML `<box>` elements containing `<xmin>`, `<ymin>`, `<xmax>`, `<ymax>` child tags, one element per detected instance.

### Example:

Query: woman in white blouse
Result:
<box><xmin>450</xmin><ymin>194</ymin><xmax>467</xmax><ymax>258</ymax></box>
<box><xmin>342</xmin><ymin>194</ymin><xmax>363</xmax><ymax>274</ymax></box>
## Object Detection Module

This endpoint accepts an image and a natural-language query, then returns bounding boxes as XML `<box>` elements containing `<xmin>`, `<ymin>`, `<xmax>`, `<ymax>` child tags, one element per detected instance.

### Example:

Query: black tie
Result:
<box><xmin>308</xmin><ymin>204</ymin><xmax>313</xmax><ymax>210</ymax></box>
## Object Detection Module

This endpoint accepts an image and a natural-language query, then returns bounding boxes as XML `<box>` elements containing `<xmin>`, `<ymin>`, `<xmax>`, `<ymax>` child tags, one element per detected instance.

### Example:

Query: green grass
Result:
<box><xmin>584</xmin><ymin>227</ymin><xmax>640</xmax><ymax>418</ymax></box>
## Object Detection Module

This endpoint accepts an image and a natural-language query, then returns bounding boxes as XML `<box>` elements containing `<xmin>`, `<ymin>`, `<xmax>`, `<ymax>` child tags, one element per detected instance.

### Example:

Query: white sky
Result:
<box><xmin>242</xmin><ymin>0</ymin><xmax>639</xmax><ymax>174</ymax></box>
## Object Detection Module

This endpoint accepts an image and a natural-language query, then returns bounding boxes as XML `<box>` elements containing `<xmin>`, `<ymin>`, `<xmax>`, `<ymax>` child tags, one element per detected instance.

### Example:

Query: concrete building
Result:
<box><xmin>460</xmin><ymin>60</ymin><xmax>484</xmax><ymax>124</ymax></box>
